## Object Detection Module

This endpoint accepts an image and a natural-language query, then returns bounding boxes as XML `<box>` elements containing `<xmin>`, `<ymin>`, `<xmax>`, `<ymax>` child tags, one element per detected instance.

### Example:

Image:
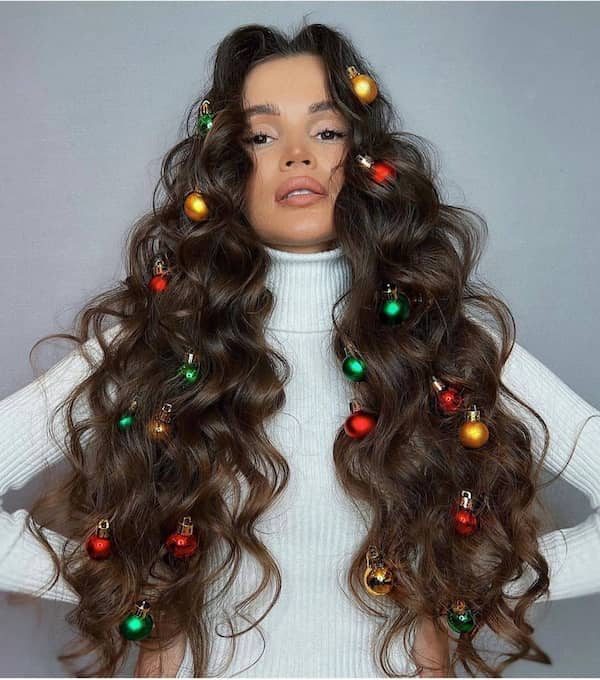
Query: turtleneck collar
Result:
<box><xmin>263</xmin><ymin>243</ymin><xmax>353</xmax><ymax>332</ymax></box>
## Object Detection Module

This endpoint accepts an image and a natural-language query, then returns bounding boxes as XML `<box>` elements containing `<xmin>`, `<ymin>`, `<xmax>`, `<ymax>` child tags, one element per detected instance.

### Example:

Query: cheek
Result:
<box><xmin>329</xmin><ymin>144</ymin><xmax>349</xmax><ymax>186</ymax></box>
<box><xmin>329</xmin><ymin>161</ymin><xmax>346</xmax><ymax>197</ymax></box>
<box><xmin>245</xmin><ymin>163</ymin><xmax>266</xmax><ymax>205</ymax></box>
<box><xmin>244</xmin><ymin>164</ymin><xmax>276</xmax><ymax>221</ymax></box>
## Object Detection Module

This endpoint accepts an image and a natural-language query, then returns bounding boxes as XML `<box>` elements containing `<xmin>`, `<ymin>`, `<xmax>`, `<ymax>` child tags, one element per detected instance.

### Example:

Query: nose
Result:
<box><xmin>281</xmin><ymin>142</ymin><xmax>316</xmax><ymax>170</ymax></box>
<box><xmin>285</xmin><ymin>158</ymin><xmax>310</xmax><ymax>167</ymax></box>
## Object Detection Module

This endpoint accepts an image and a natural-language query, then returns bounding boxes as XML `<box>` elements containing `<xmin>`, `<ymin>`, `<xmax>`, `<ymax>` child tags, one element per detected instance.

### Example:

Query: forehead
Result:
<box><xmin>241</xmin><ymin>54</ymin><xmax>332</xmax><ymax>112</ymax></box>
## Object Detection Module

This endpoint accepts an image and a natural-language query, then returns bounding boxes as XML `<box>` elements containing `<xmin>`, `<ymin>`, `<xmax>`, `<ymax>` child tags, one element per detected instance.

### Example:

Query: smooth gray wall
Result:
<box><xmin>1</xmin><ymin>2</ymin><xmax>598</xmax><ymax>676</ymax></box>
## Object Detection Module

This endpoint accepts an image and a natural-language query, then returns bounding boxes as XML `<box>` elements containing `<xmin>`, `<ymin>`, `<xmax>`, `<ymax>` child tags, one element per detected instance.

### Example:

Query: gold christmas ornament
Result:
<box><xmin>362</xmin><ymin>545</ymin><xmax>395</xmax><ymax>596</ymax></box>
<box><xmin>346</xmin><ymin>65</ymin><xmax>379</xmax><ymax>104</ymax></box>
<box><xmin>183</xmin><ymin>190</ymin><xmax>210</xmax><ymax>222</ymax></box>
<box><xmin>458</xmin><ymin>403</ymin><xmax>490</xmax><ymax>449</ymax></box>
<box><xmin>147</xmin><ymin>402</ymin><xmax>174</xmax><ymax>442</ymax></box>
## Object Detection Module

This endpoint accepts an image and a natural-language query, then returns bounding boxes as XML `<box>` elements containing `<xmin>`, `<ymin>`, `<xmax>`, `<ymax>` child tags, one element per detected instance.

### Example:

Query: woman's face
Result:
<box><xmin>241</xmin><ymin>54</ymin><xmax>351</xmax><ymax>254</ymax></box>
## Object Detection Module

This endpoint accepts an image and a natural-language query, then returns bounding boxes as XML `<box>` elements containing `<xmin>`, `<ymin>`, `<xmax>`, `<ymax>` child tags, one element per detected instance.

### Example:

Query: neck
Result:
<box><xmin>263</xmin><ymin>243</ymin><xmax>352</xmax><ymax>332</ymax></box>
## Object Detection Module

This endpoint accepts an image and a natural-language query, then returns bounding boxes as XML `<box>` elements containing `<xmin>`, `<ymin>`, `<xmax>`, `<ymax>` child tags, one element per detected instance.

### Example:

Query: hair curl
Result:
<box><xmin>11</xmin><ymin>16</ymin><xmax>578</xmax><ymax>678</ymax></box>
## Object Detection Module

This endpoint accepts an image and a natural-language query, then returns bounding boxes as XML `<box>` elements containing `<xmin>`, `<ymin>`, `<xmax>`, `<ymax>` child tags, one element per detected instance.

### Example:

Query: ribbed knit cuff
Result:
<box><xmin>0</xmin><ymin>508</ymin><xmax>79</xmax><ymax>605</ymax></box>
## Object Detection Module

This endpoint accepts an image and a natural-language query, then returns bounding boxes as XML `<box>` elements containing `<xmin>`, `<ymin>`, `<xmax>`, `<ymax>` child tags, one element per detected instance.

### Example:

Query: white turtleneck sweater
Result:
<box><xmin>1</xmin><ymin>244</ymin><xmax>599</xmax><ymax>677</ymax></box>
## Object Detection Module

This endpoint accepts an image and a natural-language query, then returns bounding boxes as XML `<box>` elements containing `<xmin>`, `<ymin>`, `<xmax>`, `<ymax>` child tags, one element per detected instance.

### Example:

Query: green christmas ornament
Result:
<box><xmin>342</xmin><ymin>344</ymin><xmax>366</xmax><ymax>381</ymax></box>
<box><xmin>378</xmin><ymin>282</ymin><xmax>410</xmax><ymax>325</ymax></box>
<box><xmin>119</xmin><ymin>600</ymin><xmax>154</xmax><ymax>641</ymax></box>
<box><xmin>446</xmin><ymin>600</ymin><xmax>475</xmax><ymax>634</ymax></box>
<box><xmin>178</xmin><ymin>350</ymin><xmax>200</xmax><ymax>384</ymax></box>
<box><xmin>117</xmin><ymin>398</ymin><xmax>138</xmax><ymax>431</ymax></box>
<box><xmin>196</xmin><ymin>99</ymin><xmax>215</xmax><ymax>136</ymax></box>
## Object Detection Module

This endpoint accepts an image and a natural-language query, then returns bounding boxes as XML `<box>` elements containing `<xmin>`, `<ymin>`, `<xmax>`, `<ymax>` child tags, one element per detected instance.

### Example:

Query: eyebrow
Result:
<box><xmin>243</xmin><ymin>99</ymin><xmax>339</xmax><ymax>118</ymax></box>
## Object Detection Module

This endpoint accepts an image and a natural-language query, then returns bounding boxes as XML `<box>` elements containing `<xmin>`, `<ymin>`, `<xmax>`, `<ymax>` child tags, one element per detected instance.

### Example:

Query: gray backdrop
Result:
<box><xmin>1</xmin><ymin>1</ymin><xmax>598</xmax><ymax>677</ymax></box>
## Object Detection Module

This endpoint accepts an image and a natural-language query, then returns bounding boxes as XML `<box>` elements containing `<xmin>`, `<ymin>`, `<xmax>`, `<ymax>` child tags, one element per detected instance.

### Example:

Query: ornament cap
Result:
<box><xmin>96</xmin><ymin>518</ymin><xmax>111</xmax><ymax>539</ymax></box>
<box><xmin>346</xmin><ymin>65</ymin><xmax>359</xmax><ymax>79</ymax></box>
<box><xmin>380</xmin><ymin>282</ymin><xmax>397</xmax><ymax>301</ymax></box>
<box><xmin>451</xmin><ymin>599</ymin><xmax>467</xmax><ymax>614</ymax></box>
<box><xmin>152</xmin><ymin>256</ymin><xmax>169</xmax><ymax>277</ymax></box>
<box><xmin>366</xmin><ymin>545</ymin><xmax>384</xmax><ymax>569</ymax></box>
<box><xmin>431</xmin><ymin>376</ymin><xmax>445</xmax><ymax>392</ymax></box>
<box><xmin>177</xmin><ymin>515</ymin><xmax>195</xmax><ymax>536</ymax></box>
<box><xmin>343</xmin><ymin>341</ymin><xmax>360</xmax><ymax>357</ymax></box>
<box><xmin>459</xmin><ymin>490</ymin><xmax>473</xmax><ymax>509</ymax></box>
<box><xmin>159</xmin><ymin>402</ymin><xmax>173</xmax><ymax>423</ymax></box>
<box><xmin>134</xmin><ymin>599</ymin><xmax>152</xmax><ymax>618</ymax></box>
<box><xmin>356</xmin><ymin>153</ymin><xmax>374</xmax><ymax>170</ymax></box>
<box><xmin>349</xmin><ymin>398</ymin><xmax>362</xmax><ymax>413</ymax></box>
<box><xmin>465</xmin><ymin>404</ymin><xmax>482</xmax><ymax>422</ymax></box>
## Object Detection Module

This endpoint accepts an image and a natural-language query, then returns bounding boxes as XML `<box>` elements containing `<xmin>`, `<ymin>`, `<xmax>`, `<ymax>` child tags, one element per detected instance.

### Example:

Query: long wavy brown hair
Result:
<box><xmin>9</xmin><ymin>17</ymin><xmax>580</xmax><ymax>678</ymax></box>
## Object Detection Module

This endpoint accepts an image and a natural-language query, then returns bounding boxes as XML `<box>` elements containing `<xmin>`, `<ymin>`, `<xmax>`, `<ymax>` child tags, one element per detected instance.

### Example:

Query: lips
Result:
<box><xmin>275</xmin><ymin>176</ymin><xmax>327</xmax><ymax>202</ymax></box>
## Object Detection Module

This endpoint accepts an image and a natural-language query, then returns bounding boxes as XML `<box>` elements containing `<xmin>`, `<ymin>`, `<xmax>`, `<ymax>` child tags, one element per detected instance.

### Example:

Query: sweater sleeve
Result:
<box><xmin>498</xmin><ymin>338</ymin><xmax>600</xmax><ymax>601</ymax></box>
<box><xmin>0</xmin><ymin>322</ymin><xmax>122</xmax><ymax>605</ymax></box>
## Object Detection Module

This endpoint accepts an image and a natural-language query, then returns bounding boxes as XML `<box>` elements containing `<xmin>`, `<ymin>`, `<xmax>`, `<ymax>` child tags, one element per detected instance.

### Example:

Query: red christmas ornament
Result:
<box><xmin>148</xmin><ymin>255</ymin><xmax>171</xmax><ymax>293</ymax></box>
<box><xmin>344</xmin><ymin>399</ymin><xmax>377</xmax><ymax>439</ymax></box>
<box><xmin>356</xmin><ymin>154</ymin><xmax>397</xmax><ymax>185</ymax></box>
<box><xmin>431</xmin><ymin>376</ymin><xmax>464</xmax><ymax>414</ymax></box>
<box><xmin>165</xmin><ymin>516</ymin><xmax>199</xmax><ymax>558</ymax></box>
<box><xmin>438</xmin><ymin>387</ymin><xmax>463</xmax><ymax>412</ymax></box>
<box><xmin>453</xmin><ymin>490</ymin><xmax>478</xmax><ymax>536</ymax></box>
<box><xmin>86</xmin><ymin>519</ymin><xmax>112</xmax><ymax>559</ymax></box>
<box><xmin>149</xmin><ymin>276</ymin><xmax>169</xmax><ymax>293</ymax></box>
<box><xmin>371</xmin><ymin>161</ymin><xmax>396</xmax><ymax>184</ymax></box>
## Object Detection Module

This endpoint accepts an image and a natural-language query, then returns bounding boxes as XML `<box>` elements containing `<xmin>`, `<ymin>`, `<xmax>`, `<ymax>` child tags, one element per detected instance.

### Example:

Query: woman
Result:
<box><xmin>1</xmin><ymin>20</ymin><xmax>599</xmax><ymax>678</ymax></box>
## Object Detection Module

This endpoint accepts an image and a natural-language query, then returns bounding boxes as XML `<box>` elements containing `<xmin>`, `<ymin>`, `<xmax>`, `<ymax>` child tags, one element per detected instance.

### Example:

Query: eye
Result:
<box><xmin>243</xmin><ymin>131</ymin><xmax>272</xmax><ymax>146</ymax></box>
<box><xmin>242</xmin><ymin>128</ymin><xmax>348</xmax><ymax>146</ymax></box>
<box><xmin>316</xmin><ymin>128</ymin><xmax>347</xmax><ymax>141</ymax></box>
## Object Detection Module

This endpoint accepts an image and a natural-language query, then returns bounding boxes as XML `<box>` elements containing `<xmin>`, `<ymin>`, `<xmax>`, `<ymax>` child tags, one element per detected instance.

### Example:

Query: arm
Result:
<box><xmin>0</xmin><ymin>322</ymin><xmax>122</xmax><ymax>604</ymax></box>
<box><xmin>412</xmin><ymin>615</ymin><xmax>456</xmax><ymax>677</ymax></box>
<box><xmin>498</xmin><ymin>337</ymin><xmax>600</xmax><ymax>600</ymax></box>
<box><xmin>134</xmin><ymin>626</ymin><xmax>188</xmax><ymax>678</ymax></box>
